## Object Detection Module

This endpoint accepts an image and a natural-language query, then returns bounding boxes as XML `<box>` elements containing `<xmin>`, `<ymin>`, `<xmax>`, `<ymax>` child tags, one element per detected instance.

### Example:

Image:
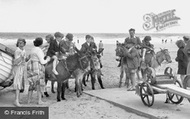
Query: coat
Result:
<box><xmin>176</xmin><ymin>47</ymin><xmax>187</xmax><ymax>75</ymax></box>
<box><xmin>183</xmin><ymin>40</ymin><xmax>190</xmax><ymax>75</ymax></box>
<box><xmin>46</xmin><ymin>40</ymin><xmax>60</xmax><ymax>57</ymax></box>
<box><xmin>124</xmin><ymin>47</ymin><xmax>140</xmax><ymax>70</ymax></box>
<box><xmin>124</xmin><ymin>37</ymin><xmax>141</xmax><ymax>47</ymax></box>
<box><xmin>80</xmin><ymin>42</ymin><xmax>93</xmax><ymax>54</ymax></box>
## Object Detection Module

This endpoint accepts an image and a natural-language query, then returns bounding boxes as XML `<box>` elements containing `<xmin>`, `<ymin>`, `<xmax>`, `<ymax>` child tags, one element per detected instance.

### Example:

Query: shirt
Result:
<box><xmin>30</xmin><ymin>47</ymin><xmax>48</xmax><ymax>65</ymax></box>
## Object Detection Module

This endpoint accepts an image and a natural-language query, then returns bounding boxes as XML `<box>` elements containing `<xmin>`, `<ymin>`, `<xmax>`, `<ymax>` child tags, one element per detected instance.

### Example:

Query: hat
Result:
<box><xmin>54</xmin><ymin>32</ymin><xmax>64</xmax><ymax>38</ymax></box>
<box><xmin>183</xmin><ymin>36</ymin><xmax>190</xmax><ymax>41</ymax></box>
<box><xmin>129</xmin><ymin>28</ymin><xmax>135</xmax><ymax>32</ymax></box>
<box><xmin>144</xmin><ymin>36</ymin><xmax>151</xmax><ymax>41</ymax></box>
<box><xmin>66</xmin><ymin>33</ymin><xmax>73</xmax><ymax>41</ymax></box>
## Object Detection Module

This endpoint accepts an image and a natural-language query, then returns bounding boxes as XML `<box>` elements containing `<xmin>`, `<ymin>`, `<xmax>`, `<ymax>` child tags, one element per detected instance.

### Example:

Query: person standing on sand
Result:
<box><xmin>117</xmin><ymin>28</ymin><xmax>141</xmax><ymax>67</ymax></box>
<box><xmin>98</xmin><ymin>40</ymin><xmax>104</xmax><ymax>56</ymax></box>
<box><xmin>183</xmin><ymin>36</ymin><xmax>190</xmax><ymax>76</ymax></box>
<box><xmin>11</xmin><ymin>38</ymin><xmax>27</xmax><ymax>107</ymax></box>
<box><xmin>27</xmin><ymin>37</ymin><xmax>50</xmax><ymax>105</ymax></box>
<box><xmin>175</xmin><ymin>40</ymin><xmax>187</xmax><ymax>84</ymax></box>
<box><xmin>124</xmin><ymin>42</ymin><xmax>140</xmax><ymax>91</ymax></box>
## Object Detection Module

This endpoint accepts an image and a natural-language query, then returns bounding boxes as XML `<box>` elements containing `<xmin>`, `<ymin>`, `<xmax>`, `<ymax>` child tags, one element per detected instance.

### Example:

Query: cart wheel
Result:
<box><xmin>140</xmin><ymin>82</ymin><xmax>154</xmax><ymax>107</ymax></box>
<box><xmin>183</xmin><ymin>75</ymin><xmax>190</xmax><ymax>102</ymax></box>
<box><xmin>168</xmin><ymin>80</ymin><xmax>184</xmax><ymax>104</ymax></box>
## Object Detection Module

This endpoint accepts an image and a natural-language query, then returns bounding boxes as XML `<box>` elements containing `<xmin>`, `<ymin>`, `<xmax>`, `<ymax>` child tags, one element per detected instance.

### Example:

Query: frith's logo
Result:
<box><xmin>143</xmin><ymin>9</ymin><xmax>180</xmax><ymax>31</ymax></box>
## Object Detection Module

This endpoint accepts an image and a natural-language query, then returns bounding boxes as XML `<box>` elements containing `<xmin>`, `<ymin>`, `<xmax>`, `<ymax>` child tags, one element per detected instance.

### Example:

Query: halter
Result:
<box><xmin>79</xmin><ymin>55</ymin><xmax>88</xmax><ymax>70</ymax></box>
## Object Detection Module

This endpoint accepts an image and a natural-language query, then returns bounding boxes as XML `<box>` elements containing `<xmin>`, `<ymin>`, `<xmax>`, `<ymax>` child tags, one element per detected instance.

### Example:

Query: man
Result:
<box><xmin>125</xmin><ymin>42</ymin><xmax>140</xmax><ymax>90</ymax></box>
<box><xmin>124</xmin><ymin>28</ymin><xmax>141</xmax><ymax>48</ymax></box>
<box><xmin>117</xmin><ymin>28</ymin><xmax>142</xmax><ymax>67</ymax></box>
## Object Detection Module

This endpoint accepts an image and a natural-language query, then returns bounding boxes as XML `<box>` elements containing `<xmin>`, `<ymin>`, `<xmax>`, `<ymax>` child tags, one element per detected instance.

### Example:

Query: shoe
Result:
<box><xmin>52</xmin><ymin>69</ymin><xmax>58</xmax><ymax>75</ymax></box>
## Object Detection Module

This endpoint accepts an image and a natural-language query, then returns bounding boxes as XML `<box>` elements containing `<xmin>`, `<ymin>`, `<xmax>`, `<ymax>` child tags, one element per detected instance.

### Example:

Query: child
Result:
<box><xmin>175</xmin><ymin>40</ymin><xmax>187</xmax><ymax>84</ymax></box>
<box><xmin>12</xmin><ymin>38</ymin><xmax>27</xmax><ymax>107</ymax></box>
<box><xmin>46</xmin><ymin>32</ymin><xmax>64</xmax><ymax>75</ymax></box>
<box><xmin>42</xmin><ymin>34</ymin><xmax>54</xmax><ymax>56</ymax></box>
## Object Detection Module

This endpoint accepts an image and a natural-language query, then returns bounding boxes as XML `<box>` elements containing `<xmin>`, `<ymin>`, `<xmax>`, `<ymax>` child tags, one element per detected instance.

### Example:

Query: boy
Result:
<box><xmin>46</xmin><ymin>32</ymin><xmax>64</xmax><ymax>75</ymax></box>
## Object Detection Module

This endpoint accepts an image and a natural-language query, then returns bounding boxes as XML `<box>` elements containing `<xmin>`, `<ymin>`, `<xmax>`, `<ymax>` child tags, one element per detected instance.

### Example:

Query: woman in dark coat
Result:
<box><xmin>175</xmin><ymin>40</ymin><xmax>187</xmax><ymax>83</ymax></box>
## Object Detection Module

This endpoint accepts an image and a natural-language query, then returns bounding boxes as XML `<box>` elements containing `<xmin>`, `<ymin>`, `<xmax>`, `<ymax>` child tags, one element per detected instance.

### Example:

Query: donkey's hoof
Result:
<box><xmin>61</xmin><ymin>97</ymin><xmax>66</xmax><ymax>100</ymax></box>
<box><xmin>44</xmin><ymin>92</ymin><xmax>49</xmax><ymax>97</ymax></box>
<box><xmin>57</xmin><ymin>99</ymin><xmax>61</xmax><ymax>102</ymax></box>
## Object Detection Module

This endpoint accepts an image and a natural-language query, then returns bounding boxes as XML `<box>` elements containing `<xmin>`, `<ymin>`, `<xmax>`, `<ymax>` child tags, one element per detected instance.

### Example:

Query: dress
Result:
<box><xmin>27</xmin><ymin>47</ymin><xmax>48</xmax><ymax>91</ymax></box>
<box><xmin>176</xmin><ymin>47</ymin><xmax>187</xmax><ymax>75</ymax></box>
<box><xmin>12</xmin><ymin>47</ymin><xmax>26</xmax><ymax>90</ymax></box>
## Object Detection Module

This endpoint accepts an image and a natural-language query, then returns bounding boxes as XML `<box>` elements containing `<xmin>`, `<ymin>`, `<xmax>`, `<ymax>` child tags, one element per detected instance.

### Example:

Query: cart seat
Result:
<box><xmin>152</xmin><ymin>75</ymin><xmax>174</xmax><ymax>85</ymax></box>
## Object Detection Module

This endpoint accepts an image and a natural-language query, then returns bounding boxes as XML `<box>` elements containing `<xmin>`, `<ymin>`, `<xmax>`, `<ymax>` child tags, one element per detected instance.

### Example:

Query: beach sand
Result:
<box><xmin>0</xmin><ymin>38</ymin><xmax>180</xmax><ymax>119</ymax></box>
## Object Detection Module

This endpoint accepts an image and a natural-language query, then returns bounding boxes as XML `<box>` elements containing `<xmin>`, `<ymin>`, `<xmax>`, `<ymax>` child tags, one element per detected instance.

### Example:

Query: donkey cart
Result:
<box><xmin>137</xmin><ymin>67</ymin><xmax>190</xmax><ymax>107</ymax></box>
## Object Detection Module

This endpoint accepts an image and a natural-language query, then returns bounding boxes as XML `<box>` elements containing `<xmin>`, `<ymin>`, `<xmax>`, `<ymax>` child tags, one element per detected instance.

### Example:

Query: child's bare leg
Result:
<box><xmin>27</xmin><ymin>90</ymin><xmax>33</xmax><ymax>104</ymax></box>
<box><xmin>180</xmin><ymin>75</ymin><xmax>185</xmax><ymax>85</ymax></box>
<box><xmin>37</xmin><ymin>85</ymin><xmax>45</xmax><ymax>104</ymax></box>
<box><xmin>52</xmin><ymin>56</ymin><xmax>58</xmax><ymax>75</ymax></box>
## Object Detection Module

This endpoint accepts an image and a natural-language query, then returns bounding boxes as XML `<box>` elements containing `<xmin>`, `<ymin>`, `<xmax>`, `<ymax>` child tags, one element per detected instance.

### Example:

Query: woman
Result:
<box><xmin>27</xmin><ymin>37</ymin><xmax>50</xmax><ymax>104</ymax></box>
<box><xmin>175</xmin><ymin>40</ymin><xmax>187</xmax><ymax>84</ymax></box>
<box><xmin>12</xmin><ymin>38</ymin><xmax>27</xmax><ymax>107</ymax></box>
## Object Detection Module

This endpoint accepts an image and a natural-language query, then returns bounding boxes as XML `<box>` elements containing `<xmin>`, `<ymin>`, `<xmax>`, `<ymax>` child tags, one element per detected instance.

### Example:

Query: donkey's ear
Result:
<box><xmin>75</xmin><ymin>47</ymin><xmax>82</xmax><ymax>55</ymax></box>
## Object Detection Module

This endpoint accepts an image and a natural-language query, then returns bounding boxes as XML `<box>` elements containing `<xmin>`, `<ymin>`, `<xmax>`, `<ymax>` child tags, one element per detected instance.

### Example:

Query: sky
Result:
<box><xmin>0</xmin><ymin>0</ymin><xmax>189</xmax><ymax>33</ymax></box>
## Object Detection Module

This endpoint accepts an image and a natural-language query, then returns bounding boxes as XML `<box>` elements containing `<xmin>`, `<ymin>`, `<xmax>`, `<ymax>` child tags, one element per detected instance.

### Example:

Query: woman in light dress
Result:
<box><xmin>27</xmin><ymin>37</ymin><xmax>50</xmax><ymax>104</ymax></box>
<box><xmin>12</xmin><ymin>38</ymin><xmax>27</xmax><ymax>107</ymax></box>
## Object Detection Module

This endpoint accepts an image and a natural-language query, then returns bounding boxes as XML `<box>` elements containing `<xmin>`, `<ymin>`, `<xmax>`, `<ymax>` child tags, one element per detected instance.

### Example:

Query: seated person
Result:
<box><xmin>141</xmin><ymin>36</ymin><xmax>154</xmax><ymax>62</ymax></box>
<box><xmin>60</xmin><ymin>33</ymin><xmax>76</xmax><ymax>58</ymax></box>
<box><xmin>46</xmin><ymin>32</ymin><xmax>64</xmax><ymax>75</ymax></box>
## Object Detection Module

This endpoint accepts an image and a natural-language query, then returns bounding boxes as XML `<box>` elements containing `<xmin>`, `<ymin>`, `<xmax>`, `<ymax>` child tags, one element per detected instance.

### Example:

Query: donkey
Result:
<box><xmin>82</xmin><ymin>52</ymin><xmax>104</xmax><ymax>90</ymax></box>
<box><xmin>45</xmin><ymin>51</ymin><xmax>91</xmax><ymax>102</ymax></box>
<box><xmin>140</xmin><ymin>48</ymin><xmax>172</xmax><ymax>81</ymax></box>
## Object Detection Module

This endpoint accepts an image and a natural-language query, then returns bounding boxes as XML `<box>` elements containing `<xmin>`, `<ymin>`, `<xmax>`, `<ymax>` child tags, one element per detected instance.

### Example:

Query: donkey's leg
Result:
<box><xmin>51</xmin><ymin>81</ymin><xmax>56</xmax><ymax>93</ymax></box>
<box><xmin>57</xmin><ymin>81</ymin><xmax>62</xmax><ymax>102</ymax></box>
<box><xmin>119</xmin><ymin>68</ymin><xmax>124</xmax><ymax>88</ymax></box>
<box><xmin>125</xmin><ymin>68</ymin><xmax>130</xmax><ymax>88</ymax></box>
<box><xmin>97</xmin><ymin>75</ymin><xmax>104</xmax><ymax>89</ymax></box>
<box><xmin>43</xmin><ymin>77</ymin><xmax>49</xmax><ymax>97</ymax></box>
<box><xmin>75</xmin><ymin>75</ymin><xmax>83</xmax><ymax>97</ymax></box>
<box><xmin>82</xmin><ymin>73</ymin><xmax>87</xmax><ymax>87</ymax></box>
<box><xmin>61</xmin><ymin>82</ymin><xmax>66</xmax><ymax>100</ymax></box>
<box><xmin>86</xmin><ymin>73</ymin><xmax>90</xmax><ymax>82</ymax></box>
<box><xmin>90</xmin><ymin>73</ymin><xmax>96</xmax><ymax>90</ymax></box>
